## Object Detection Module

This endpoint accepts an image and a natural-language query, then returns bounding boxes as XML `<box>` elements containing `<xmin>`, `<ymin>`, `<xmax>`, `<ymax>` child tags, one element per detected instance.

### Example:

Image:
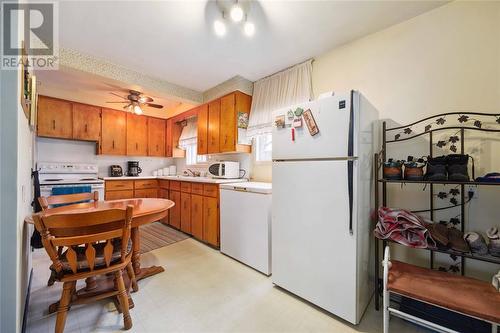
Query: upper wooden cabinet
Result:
<box><xmin>101</xmin><ymin>108</ymin><xmax>127</xmax><ymax>155</ymax></box>
<box><xmin>148</xmin><ymin>117</ymin><xmax>166</xmax><ymax>157</ymax></box>
<box><xmin>197</xmin><ymin>104</ymin><xmax>208</xmax><ymax>155</ymax></box>
<box><xmin>37</xmin><ymin>96</ymin><xmax>73</xmax><ymax>139</ymax></box>
<box><xmin>126</xmin><ymin>113</ymin><xmax>148</xmax><ymax>156</ymax></box>
<box><xmin>219</xmin><ymin>91</ymin><xmax>251</xmax><ymax>153</ymax></box>
<box><xmin>165</xmin><ymin>118</ymin><xmax>173</xmax><ymax>157</ymax></box>
<box><xmin>207</xmin><ymin>100</ymin><xmax>220</xmax><ymax>154</ymax></box>
<box><xmin>72</xmin><ymin>103</ymin><xmax>101</xmax><ymax>141</ymax></box>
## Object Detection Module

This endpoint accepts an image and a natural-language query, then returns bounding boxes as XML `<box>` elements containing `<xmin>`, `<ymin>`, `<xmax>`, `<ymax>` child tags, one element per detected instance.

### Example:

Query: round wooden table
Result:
<box><xmin>27</xmin><ymin>198</ymin><xmax>174</xmax><ymax>294</ymax></box>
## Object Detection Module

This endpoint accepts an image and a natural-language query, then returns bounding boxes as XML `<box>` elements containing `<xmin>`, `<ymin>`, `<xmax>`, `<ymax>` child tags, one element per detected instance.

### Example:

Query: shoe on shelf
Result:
<box><xmin>487</xmin><ymin>227</ymin><xmax>500</xmax><ymax>257</ymax></box>
<box><xmin>424</xmin><ymin>155</ymin><xmax>447</xmax><ymax>181</ymax></box>
<box><xmin>447</xmin><ymin>154</ymin><xmax>470</xmax><ymax>181</ymax></box>
<box><xmin>383</xmin><ymin>159</ymin><xmax>403</xmax><ymax>180</ymax></box>
<box><xmin>426</xmin><ymin>222</ymin><xmax>449</xmax><ymax>248</ymax></box>
<box><xmin>404</xmin><ymin>156</ymin><xmax>426</xmax><ymax>181</ymax></box>
<box><xmin>464</xmin><ymin>232</ymin><xmax>488</xmax><ymax>255</ymax></box>
<box><xmin>448</xmin><ymin>227</ymin><xmax>470</xmax><ymax>253</ymax></box>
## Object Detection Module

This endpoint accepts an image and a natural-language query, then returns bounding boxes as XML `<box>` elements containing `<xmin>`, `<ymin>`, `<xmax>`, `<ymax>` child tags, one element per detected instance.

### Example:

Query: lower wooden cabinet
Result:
<box><xmin>180</xmin><ymin>192</ymin><xmax>191</xmax><ymax>233</ymax></box>
<box><xmin>203</xmin><ymin>196</ymin><xmax>219</xmax><ymax>247</ymax></box>
<box><xmin>191</xmin><ymin>194</ymin><xmax>203</xmax><ymax>240</ymax></box>
<box><xmin>169</xmin><ymin>190</ymin><xmax>181</xmax><ymax>229</ymax></box>
<box><xmin>105</xmin><ymin>190</ymin><xmax>134</xmax><ymax>200</ymax></box>
<box><xmin>135</xmin><ymin>188</ymin><xmax>158</xmax><ymax>198</ymax></box>
<box><xmin>158</xmin><ymin>188</ymin><xmax>169</xmax><ymax>224</ymax></box>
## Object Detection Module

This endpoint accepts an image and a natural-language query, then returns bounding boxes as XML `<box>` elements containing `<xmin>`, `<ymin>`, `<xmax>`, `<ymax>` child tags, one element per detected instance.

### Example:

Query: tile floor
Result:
<box><xmin>27</xmin><ymin>239</ymin><xmax>424</xmax><ymax>333</ymax></box>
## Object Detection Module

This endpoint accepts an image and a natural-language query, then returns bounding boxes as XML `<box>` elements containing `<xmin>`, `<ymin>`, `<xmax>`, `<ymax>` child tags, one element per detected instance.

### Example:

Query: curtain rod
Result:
<box><xmin>257</xmin><ymin>58</ymin><xmax>314</xmax><ymax>82</ymax></box>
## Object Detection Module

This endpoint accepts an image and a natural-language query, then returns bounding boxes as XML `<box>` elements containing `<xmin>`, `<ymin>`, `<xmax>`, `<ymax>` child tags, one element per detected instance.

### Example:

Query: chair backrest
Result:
<box><xmin>32</xmin><ymin>206</ymin><xmax>133</xmax><ymax>277</ymax></box>
<box><xmin>38</xmin><ymin>191</ymin><xmax>99</xmax><ymax>211</ymax></box>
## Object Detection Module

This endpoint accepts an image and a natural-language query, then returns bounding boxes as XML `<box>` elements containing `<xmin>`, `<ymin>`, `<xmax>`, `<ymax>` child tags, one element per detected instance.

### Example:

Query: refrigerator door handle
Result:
<box><xmin>348</xmin><ymin>160</ymin><xmax>354</xmax><ymax>235</ymax></box>
<box><xmin>348</xmin><ymin>90</ymin><xmax>354</xmax><ymax>157</ymax></box>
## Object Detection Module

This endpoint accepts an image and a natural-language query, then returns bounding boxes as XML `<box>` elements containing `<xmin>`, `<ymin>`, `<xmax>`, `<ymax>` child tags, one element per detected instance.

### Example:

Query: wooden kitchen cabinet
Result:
<box><xmin>169</xmin><ymin>190</ymin><xmax>181</xmax><ymax>229</ymax></box>
<box><xmin>72</xmin><ymin>103</ymin><xmax>101</xmax><ymax>141</ymax></box>
<box><xmin>134</xmin><ymin>179</ymin><xmax>158</xmax><ymax>189</ymax></box>
<box><xmin>165</xmin><ymin>118</ymin><xmax>173</xmax><ymax>157</ymax></box>
<box><xmin>158</xmin><ymin>188</ymin><xmax>169</xmax><ymax>224</ymax></box>
<box><xmin>207</xmin><ymin>100</ymin><xmax>221</xmax><ymax>154</ymax></box>
<box><xmin>105</xmin><ymin>190</ymin><xmax>134</xmax><ymax>200</ymax></box>
<box><xmin>101</xmin><ymin>108</ymin><xmax>127</xmax><ymax>155</ymax></box>
<box><xmin>127</xmin><ymin>113</ymin><xmax>148</xmax><ymax>156</ymax></box>
<box><xmin>191</xmin><ymin>194</ymin><xmax>203</xmax><ymax>240</ymax></box>
<box><xmin>134</xmin><ymin>188</ymin><xmax>158</xmax><ymax>198</ymax></box>
<box><xmin>203</xmin><ymin>196</ymin><xmax>219</xmax><ymax>247</ymax></box>
<box><xmin>148</xmin><ymin>117</ymin><xmax>166</xmax><ymax>157</ymax></box>
<box><xmin>219</xmin><ymin>91</ymin><xmax>252</xmax><ymax>153</ymax></box>
<box><xmin>180</xmin><ymin>192</ymin><xmax>191</xmax><ymax>233</ymax></box>
<box><xmin>106</xmin><ymin>180</ymin><xmax>134</xmax><ymax>191</ymax></box>
<box><xmin>37</xmin><ymin>96</ymin><xmax>73</xmax><ymax>139</ymax></box>
<box><xmin>197</xmin><ymin>104</ymin><xmax>208</xmax><ymax>155</ymax></box>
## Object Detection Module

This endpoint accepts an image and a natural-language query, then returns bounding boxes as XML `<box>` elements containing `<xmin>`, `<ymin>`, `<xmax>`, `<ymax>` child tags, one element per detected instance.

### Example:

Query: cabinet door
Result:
<box><xmin>165</xmin><ymin>118</ymin><xmax>173</xmax><ymax>157</ymax></box>
<box><xmin>169</xmin><ymin>190</ymin><xmax>181</xmax><ymax>229</ymax></box>
<box><xmin>158</xmin><ymin>188</ymin><xmax>169</xmax><ymax>224</ymax></box>
<box><xmin>134</xmin><ymin>188</ymin><xmax>158</xmax><ymax>198</ymax></box>
<box><xmin>148</xmin><ymin>117</ymin><xmax>166</xmax><ymax>157</ymax></box>
<box><xmin>127</xmin><ymin>113</ymin><xmax>148</xmax><ymax>156</ymax></box>
<box><xmin>105</xmin><ymin>190</ymin><xmax>134</xmax><ymax>200</ymax></box>
<box><xmin>191</xmin><ymin>194</ymin><xmax>203</xmax><ymax>240</ymax></box>
<box><xmin>180</xmin><ymin>192</ymin><xmax>191</xmax><ymax>234</ymax></box>
<box><xmin>203</xmin><ymin>196</ymin><xmax>219</xmax><ymax>247</ymax></box>
<box><xmin>101</xmin><ymin>108</ymin><xmax>127</xmax><ymax>155</ymax></box>
<box><xmin>37</xmin><ymin>96</ymin><xmax>73</xmax><ymax>139</ymax></box>
<box><xmin>73</xmin><ymin>103</ymin><xmax>101</xmax><ymax>141</ymax></box>
<box><xmin>219</xmin><ymin>93</ymin><xmax>235</xmax><ymax>152</ymax></box>
<box><xmin>197</xmin><ymin>104</ymin><xmax>208</xmax><ymax>155</ymax></box>
<box><xmin>207</xmin><ymin>100</ymin><xmax>220</xmax><ymax>154</ymax></box>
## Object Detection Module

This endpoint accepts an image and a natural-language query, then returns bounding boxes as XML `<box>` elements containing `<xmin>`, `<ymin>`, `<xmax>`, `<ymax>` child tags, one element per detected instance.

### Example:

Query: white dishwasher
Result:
<box><xmin>220</xmin><ymin>182</ymin><xmax>272</xmax><ymax>275</ymax></box>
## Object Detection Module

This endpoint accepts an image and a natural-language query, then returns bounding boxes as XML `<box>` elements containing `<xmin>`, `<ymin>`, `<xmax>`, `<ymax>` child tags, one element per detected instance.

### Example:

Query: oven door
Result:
<box><xmin>40</xmin><ymin>183</ymin><xmax>105</xmax><ymax>202</ymax></box>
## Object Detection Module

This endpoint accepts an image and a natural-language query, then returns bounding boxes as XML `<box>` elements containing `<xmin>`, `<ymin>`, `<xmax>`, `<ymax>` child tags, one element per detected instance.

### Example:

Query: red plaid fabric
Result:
<box><xmin>374</xmin><ymin>207</ymin><xmax>436</xmax><ymax>249</ymax></box>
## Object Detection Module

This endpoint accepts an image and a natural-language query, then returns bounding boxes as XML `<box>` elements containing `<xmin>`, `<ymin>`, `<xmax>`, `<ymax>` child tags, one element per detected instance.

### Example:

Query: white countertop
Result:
<box><xmin>220</xmin><ymin>182</ymin><xmax>272</xmax><ymax>194</ymax></box>
<box><xmin>101</xmin><ymin>175</ymin><xmax>249</xmax><ymax>184</ymax></box>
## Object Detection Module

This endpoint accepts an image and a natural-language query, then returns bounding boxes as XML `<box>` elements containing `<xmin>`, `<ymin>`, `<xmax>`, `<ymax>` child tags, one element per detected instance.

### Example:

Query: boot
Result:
<box><xmin>404</xmin><ymin>156</ymin><xmax>426</xmax><ymax>181</ymax></box>
<box><xmin>383</xmin><ymin>159</ymin><xmax>403</xmax><ymax>180</ymax></box>
<box><xmin>447</xmin><ymin>154</ymin><xmax>470</xmax><ymax>181</ymax></box>
<box><xmin>424</xmin><ymin>156</ymin><xmax>447</xmax><ymax>181</ymax></box>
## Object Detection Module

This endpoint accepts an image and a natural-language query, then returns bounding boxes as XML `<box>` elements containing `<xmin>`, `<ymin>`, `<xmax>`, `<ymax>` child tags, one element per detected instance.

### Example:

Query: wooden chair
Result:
<box><xmin>38</xmin><ymin>191</ymin><xmax>99</xmax><ymax>287</ymax></box>
<box><xmin>33</xmin><ymin>206</ymin><xmax>136</xmax><ymax>333</ymax></box>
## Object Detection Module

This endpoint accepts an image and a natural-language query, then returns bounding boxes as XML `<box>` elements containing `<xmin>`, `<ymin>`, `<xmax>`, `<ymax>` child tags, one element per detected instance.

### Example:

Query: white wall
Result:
<box><xmin>312</xmin><ymin>1</ymin><xmax>500</xmax><ymax>279</ymax></box>
<box><xmin>36</xmin><ymin>138</ymin><xmax>175</xmax><ymax>177</ymax></box>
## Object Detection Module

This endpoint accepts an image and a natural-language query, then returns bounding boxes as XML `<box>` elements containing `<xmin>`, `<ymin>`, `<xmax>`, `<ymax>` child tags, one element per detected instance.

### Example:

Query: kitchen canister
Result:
<box><xmin>157</xmin><ymin>169</ymin><xmax>163</xmax><ymax>176</ymax></box>
<box><xmin>169</xmin><ymin>165</ymin><xmax>176</xmax><ymax>176</ymax></box>
<box><xmin>163</xmin><ymin>167</ymin><xmax>169</xmax><ymax>175</ymax></box>
<box><xmin>152</xmin><ymin>170</ymin><xmax>158</xmax><ymax>176</ymax></box>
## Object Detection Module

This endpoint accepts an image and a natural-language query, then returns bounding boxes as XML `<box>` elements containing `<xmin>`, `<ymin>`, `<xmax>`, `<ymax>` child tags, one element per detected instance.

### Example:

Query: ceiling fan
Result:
<box><xmin>106</xmin><ymin>90</ymin><xmax>163</xmax><ymax>115</ymax></box>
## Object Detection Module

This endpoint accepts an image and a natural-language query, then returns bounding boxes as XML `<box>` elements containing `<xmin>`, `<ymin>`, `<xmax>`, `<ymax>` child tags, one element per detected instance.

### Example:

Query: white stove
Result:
<box><xmin>38</xmin><ymin>162</ymin><xmax>105</xmax><ymax>199</ymax></box>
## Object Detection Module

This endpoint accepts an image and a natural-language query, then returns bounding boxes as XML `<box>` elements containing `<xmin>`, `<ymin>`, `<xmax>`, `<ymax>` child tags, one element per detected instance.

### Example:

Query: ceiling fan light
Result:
<box><xmin>230</xmin><ymin>5</ymin><xmax>244</xmax><ymax>22</ymax></box>
<box><xmin>214</xmin><ymin>19</ymin><xmax>226</xmax><ymax>37</ymax></box>
<box><xmin>244</xmin><ymin>21</ymin><xmax>255</xmax><ymax>37</ymax></box>
<box><xmin>133</xmin><ymin>105</ymin><xmax>143</xmax><ymax>115</ymax></box>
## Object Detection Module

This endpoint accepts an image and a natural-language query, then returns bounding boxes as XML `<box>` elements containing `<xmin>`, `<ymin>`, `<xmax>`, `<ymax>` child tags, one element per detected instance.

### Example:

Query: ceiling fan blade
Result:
<box><xmin>144</xmin><ymin>103</ymin><xmax>163</xmax><ymax>109</ymax></box>
<box><xmin>106</xmin><ymin>101</ymin><xmax>129</xmax><ymax>103</ymax></box>
<box><xmin>109</xmin><ymin>92</ymin><xmax>129</xmax><ymax>100</ymax></box>
<box><xmin>139</xmin><ymin>96</ymin><xmax>154</xmax><ymax>103</ymax></box>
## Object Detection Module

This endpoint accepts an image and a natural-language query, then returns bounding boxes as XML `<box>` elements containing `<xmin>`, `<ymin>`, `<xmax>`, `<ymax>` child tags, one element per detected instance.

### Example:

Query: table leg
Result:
<box><xmin>131</xmin><ymin>227</ymin><xmax>165</xmax><ymax>281</ymax></box>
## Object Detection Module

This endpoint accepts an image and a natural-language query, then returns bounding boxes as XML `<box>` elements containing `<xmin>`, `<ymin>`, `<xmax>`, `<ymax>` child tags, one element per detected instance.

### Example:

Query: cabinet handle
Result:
<box><xmin>52</xmin><ymin>120</ymin><xmax>56</xmax><ymax>130</ymax></box>
<box><xmin>156</xmin><ymin>144</ymin><xmax>158</xmax><ymax>151</ymax></box>
<box><xmin>84</xmin><ymin>124</ymin><xmax>88</xmax><ymax>132</ymax></box>
<box><xmin>224</xmin><ymin>136</ymin><xmax>227</xmax><ymax>144</ymax></box>
<box><xmin>112</xmin><ymin>140</ymin><xmax>115</xmax><ymax>149</ymax></box>
<box><xmin>115</xmin><ymin>184</ymin><xmax>124</xmax><ymax>187</ymax></box>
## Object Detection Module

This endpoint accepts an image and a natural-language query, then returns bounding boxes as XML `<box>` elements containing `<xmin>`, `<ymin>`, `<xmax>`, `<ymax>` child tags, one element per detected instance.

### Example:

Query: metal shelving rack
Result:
<box><xmin>373</xmin><ymin>112</ymin><xmax>500</xmax><ymax>311</ymax></box>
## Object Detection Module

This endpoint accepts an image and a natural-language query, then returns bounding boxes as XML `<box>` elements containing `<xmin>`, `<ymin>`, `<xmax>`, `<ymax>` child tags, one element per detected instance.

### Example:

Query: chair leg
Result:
<box><xmin>126</xmin><ymin>262</ymin><xmax>138</xmax><ymax>292</ymax></box>
<box><xmin>55</xmin><ymin>281</ymin><xmax>76</xmax><ymax>333</ymax></box>
<box><xmin>115</xmin><ymin>270</ymin><xmax>132</xmax><ymax>330</ymax></box>
<box><xmin>47</xmin><ymin>270</ymin><xmax>56</xmax><ymax>286</ymax></box>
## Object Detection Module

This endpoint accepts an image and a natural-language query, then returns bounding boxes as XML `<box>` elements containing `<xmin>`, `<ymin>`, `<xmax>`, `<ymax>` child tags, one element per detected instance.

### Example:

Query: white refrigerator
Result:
<box><xmin>272</xmin><ymin>91</ymin><xmax>378</xmax><ymax>324</ymax></box>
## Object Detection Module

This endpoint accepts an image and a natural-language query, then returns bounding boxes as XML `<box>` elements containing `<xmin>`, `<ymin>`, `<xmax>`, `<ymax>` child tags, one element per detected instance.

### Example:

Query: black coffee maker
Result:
<box><xmin>127</xmin><ymin>161</ymin><xmax>142</xmax><ymax>177</ymax></box>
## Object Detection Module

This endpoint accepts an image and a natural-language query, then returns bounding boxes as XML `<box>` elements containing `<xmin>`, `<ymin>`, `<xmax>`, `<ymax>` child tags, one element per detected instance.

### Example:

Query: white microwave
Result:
<box><xmin>208</xmin><ymin>161</ymin><xmax>240</xmax><ymax>179</ymax></box>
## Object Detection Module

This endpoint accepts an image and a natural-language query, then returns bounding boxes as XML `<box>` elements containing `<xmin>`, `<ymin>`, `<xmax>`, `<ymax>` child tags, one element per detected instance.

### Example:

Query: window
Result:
<box><xmin>255</xmin><ymin>134</ymin><xmax>272</xmax><ymax>162</ymax></box>
<box><xmin>185</xmin><ymin>144</ymin><xmax>207</xmax><ymax>166</ymax></box>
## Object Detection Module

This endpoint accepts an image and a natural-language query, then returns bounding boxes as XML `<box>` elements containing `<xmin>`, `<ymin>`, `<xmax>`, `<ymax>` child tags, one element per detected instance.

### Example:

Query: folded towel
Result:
<box><xmin>374</xmin><ymin>207</ymin><xmax>436</xmax><ymax>249</ymax></box>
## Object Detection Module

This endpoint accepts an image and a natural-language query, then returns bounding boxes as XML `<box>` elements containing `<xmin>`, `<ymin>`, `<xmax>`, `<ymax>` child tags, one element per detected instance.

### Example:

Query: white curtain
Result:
<box><xmin>178</xmin><ymin>117</ymin><xmax>197</xmax><ymax>148</ymax></box>
<box><xmin>247</xmin><ymin>59</ymin><xmax>313</xmax><ymax>138</ymax></box>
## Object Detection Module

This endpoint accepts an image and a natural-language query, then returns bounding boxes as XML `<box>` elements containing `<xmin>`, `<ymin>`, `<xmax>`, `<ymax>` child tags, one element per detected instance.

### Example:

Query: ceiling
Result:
<box><xmin>57</xmin><ymin>0</ymin><xmax>447</xmax><ymax>92</ymax></box>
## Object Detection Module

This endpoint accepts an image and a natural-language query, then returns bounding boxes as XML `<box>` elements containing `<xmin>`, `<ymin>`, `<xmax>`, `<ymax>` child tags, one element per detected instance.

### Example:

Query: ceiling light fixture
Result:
<box><xmin>213</xmin><ymin>19</ymin><xmax>227</xmax><ymax>37</ymax></box>
<box><xmin>133</xmin><ymin>104</ymin><xmax>143</xmax><ymax>115</ymax></box>
<box><xmin>243</xmin><ymin>21</ymin><xmax>255</xmax><ymax>37</ymax></box>
<box><xmin>230</xmin><ymin>5</ymin><xmax>244</xmax><ymax>22</ymax></box>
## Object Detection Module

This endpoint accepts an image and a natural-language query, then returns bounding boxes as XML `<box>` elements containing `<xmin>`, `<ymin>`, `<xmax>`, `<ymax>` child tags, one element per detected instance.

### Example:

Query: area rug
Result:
<box><xmin>140</xmin><ymin>222</ymin><xmax>190</xmax><ymax>254</ymax></box>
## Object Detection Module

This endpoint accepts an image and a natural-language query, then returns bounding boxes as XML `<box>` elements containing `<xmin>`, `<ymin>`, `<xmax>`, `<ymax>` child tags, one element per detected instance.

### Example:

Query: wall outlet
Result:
<box><xmin>467</xmin><ymin>186</ymin><xmax>478</xmax><ymax>200</ymax></box>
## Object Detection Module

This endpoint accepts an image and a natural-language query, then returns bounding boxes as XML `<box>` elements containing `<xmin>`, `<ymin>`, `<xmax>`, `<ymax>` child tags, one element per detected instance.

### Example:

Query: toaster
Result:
<box><xmin>109</xmin><ymin>165</ymin><xmax>123</xmax><ymax>177</ymax></box>
<box><xmin>208</xmin><ymin>161</ymin><xmax>240</xmax><ymax>179</ymax></box>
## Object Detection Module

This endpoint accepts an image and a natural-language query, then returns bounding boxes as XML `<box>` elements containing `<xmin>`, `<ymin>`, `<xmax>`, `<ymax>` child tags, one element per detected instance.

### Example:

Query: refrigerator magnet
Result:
<box><xmin>275</xmin><ymin>115</ymin><xmax>285</xmax><ymax>129</ymax></box>
<box><xmin>294</xmin><ymin>107</ymin><xmax>304</xmax><ymax>117</ymax></box>
<box><xmin>293</xmin><ymin>117</ymin><xmax>303</xmax><ymax>128</ymax></box>
<box><xmin>303</xmin><ymin>109</ymin><xmax>319</xmax><ymax>136</ymax></box>
<box><xmin>287</xmin><ymin>109</ymin><xmax>295</xmax><ymax>120</ymax></box>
